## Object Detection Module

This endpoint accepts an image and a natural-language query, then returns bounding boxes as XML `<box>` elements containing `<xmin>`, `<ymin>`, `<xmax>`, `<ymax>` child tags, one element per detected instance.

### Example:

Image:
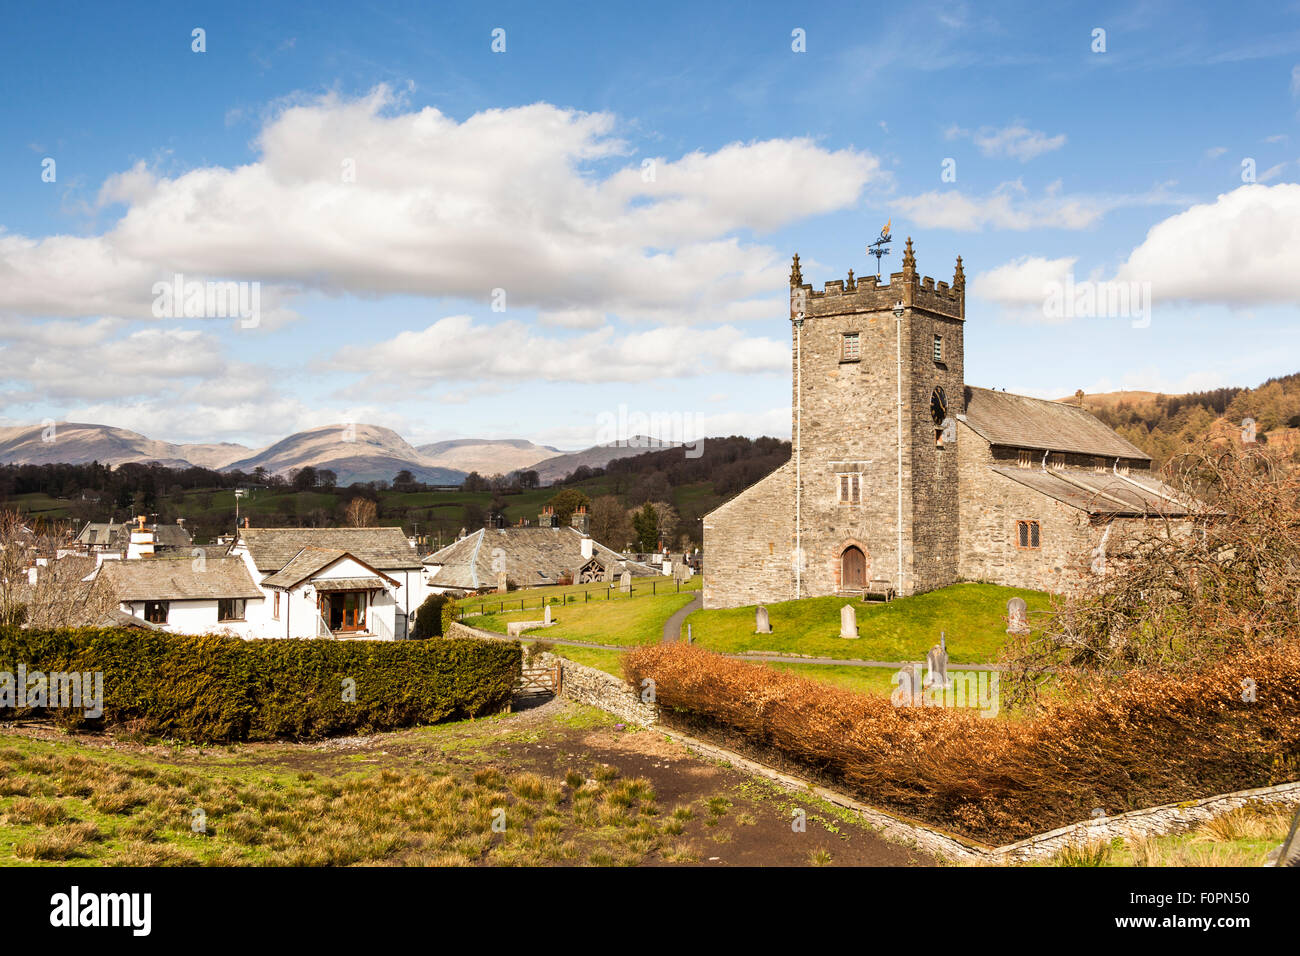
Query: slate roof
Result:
<box><xmin>964</xmin><ymin>387</ymin><xmax>1150</xmax><ymax>461</ymax></box>
<box><xmin>422</xmin><ymin>526</ymin><xmax>656</xmax><ymax>590</ymax></box>
<box><xmin>97</xmin><ymin>556</ymin><xmax>264</xmax><ymax>602</ymax></box>
<box><xmin>238</xmin><ymin>527</ymin><xmax>419</xmax><ymax>572</ymax></box>
<box><xmin>73</xmin><ymin>521</ymin><xmax>193</xmax><ymax>550</ymax></box>
<box><xmin>259</xmin><ymin>547</ymin><xmax>398</xmax><ymax>590</ymax></box>
<box><xmin>990</xmin><ymin>466</ymin><xmax>1197</xmax><ymax>516</ymax></box>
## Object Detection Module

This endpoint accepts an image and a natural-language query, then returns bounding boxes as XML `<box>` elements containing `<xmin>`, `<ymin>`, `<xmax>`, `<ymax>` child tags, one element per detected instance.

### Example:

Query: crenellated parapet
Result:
<box><xmin>789</xmin><ymin>238</ymin><xmax>965</xmax><ymax>321</ymax></box>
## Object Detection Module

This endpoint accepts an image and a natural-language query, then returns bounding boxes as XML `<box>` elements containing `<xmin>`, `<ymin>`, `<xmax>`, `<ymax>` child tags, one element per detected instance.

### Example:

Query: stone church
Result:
<box><xmin>702</xmin><ymin>239</ymin><xmax>1191</xmax><ymax>610</ymax></box>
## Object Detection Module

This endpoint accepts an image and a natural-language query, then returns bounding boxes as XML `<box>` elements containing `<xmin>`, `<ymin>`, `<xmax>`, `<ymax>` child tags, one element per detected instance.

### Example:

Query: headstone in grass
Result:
<box><xmin>543</xmin><ymin>604</ymin><xmax>552</xmax><ymax>626</ymax></box>
<box><xmin>1006</xmin><ymin>597</ymin><xmax>1030</xmax><ymax>634</ymax></box>
<box><xmin>839</xmin><ymin>604</ymin><xmax>859</xmax><ymax>639</ymax></box>
<box><xmin>620</xmin><ymin>571</ymin><xmax>632</xmax><ymax>593</ymax></box>
<box><xmin>755</xmin><ymin>605</ymin><xmax>772</xmax><ymax>634</ymax></box>
<box><xmin>924</xmin><ymin>644</ymin><xmax>951</xmax><ymax>690</ymax></box>
<box><xmin>497</xmin><ymin>571</ymin><xmax>508</xmax><ymax>594</ymax></box>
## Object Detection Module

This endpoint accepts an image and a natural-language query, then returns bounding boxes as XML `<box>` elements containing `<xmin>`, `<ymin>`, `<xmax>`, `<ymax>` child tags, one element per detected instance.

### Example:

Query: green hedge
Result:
<box><xmin>0</xmin><ymin>626</ymin><xmax>521</xmax><ymax>742</ymax></box>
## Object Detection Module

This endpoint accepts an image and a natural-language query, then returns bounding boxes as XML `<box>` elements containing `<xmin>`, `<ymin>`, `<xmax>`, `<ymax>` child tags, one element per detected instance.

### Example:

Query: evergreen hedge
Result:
<box><xmin>0</xmin><ymin>626</ymin><xmax>521</xmax><ymax>742</ymax></box>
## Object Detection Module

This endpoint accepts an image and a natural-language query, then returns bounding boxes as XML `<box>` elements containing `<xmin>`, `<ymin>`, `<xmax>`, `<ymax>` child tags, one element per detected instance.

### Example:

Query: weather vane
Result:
<box><xmin>867</xmin><ymin>219</ymin><xmax>892</xmax><ymax>276</ymax></box>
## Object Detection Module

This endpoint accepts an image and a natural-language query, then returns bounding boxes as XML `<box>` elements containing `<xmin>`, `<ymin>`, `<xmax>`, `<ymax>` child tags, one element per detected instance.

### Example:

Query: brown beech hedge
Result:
<box><xmin>623</xmin><ymin>642</ymin><xmax>1300</xmax><ymax>843</ymax></box>
<box><xmin>0</xmin><ymin>626</ymin><xmax>521</xmax><ymax>742</ymax></box>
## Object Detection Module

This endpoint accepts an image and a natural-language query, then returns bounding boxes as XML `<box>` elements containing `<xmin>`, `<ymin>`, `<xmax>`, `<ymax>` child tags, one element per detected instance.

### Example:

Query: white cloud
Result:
<box><xmin>895</xmin><ymin>180</ymin><xmax>1188</xmax><ymax>231</ymax></box>
<box><xmin>946</xmin><ymin>124</ymin><xmax>1066</xmax><ymax>161</ymax></box>
<box><xmin>969</xmin><ymin>255</ymin><xmax>1077</xmax><ymax>310</ymax></box>
<box><xmin>1116</xmin><ymin>183</ymin><xmax>1300</xmax><ymax>305</ymax></box>
<box><xmin>329</xmin><ymin>314</ymin><xmax>788</xmax><ymax>393</ymax></box>
<box><xmin>0</xmin><ymin>86</ymin><xmax>880</xmax><ymax>327</ymax></box>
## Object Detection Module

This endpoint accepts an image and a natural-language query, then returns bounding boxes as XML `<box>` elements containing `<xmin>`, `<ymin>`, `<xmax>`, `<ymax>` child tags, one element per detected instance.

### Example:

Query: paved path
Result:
<box><xmin>661</xmin><ymin>593</ymin><xmax>702</xmax><ymax>643</ymax></box>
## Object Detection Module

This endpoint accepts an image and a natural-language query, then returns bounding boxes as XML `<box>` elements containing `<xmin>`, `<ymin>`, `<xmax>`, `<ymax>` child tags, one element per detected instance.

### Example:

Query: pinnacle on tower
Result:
<box><xmin>953</xmin><ymin>255</ymin><xmax>965</xmax><ymax>292</ymax></box>
<box><xmin>902</xmin><ymin>237</ymin><xmax>916</xmax><ymax>271</ymax></box>
<box><xmin>790</xmin><ymin>253</ymin><xmax>803</xmax><ymax>286</ymax></box>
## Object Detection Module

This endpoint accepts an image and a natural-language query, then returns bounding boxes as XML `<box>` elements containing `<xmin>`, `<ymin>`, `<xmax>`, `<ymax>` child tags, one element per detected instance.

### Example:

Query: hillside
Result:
<box><xmin>224</xmin><ymin>424</ymin><xmax>465</xmax><ymax>485</ymax></box>
<box><xmin>0</xmin><ymin>422</ymin><xmax>251</xmax><ymax>470</ymax></box>
<box><xmin>416</xmin><ymin>438</ymin><xmax>562</xmax><ymax>476</ymax></box>
<box><xmin>532</xmin><ymin>436</ymin><xmax>681</xmax><ymax>484</ymax></box>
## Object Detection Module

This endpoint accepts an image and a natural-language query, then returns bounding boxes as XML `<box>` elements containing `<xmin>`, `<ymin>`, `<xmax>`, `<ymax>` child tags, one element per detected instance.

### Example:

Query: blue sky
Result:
<box><xmin>2</xmin><ymin>0</ymin><xmax>1299</xmax><ymax>451</ymax></box>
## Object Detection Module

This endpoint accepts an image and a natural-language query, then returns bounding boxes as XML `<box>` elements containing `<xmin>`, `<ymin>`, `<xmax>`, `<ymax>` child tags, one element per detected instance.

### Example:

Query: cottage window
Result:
<box><xmin>1016</xmin><ymin>520</ymin><xmax>1041</xmax><ymax>550</ymax></box>
<box><xmin>837</xmin><ymin>473</ymin><xmax>861</xmax><ymax>504</ymax></box>
<box><xmin>841</xmin><ymin>332</ymin><xmax>861</xmax><ymax>362</ymax></box>
<box><xmin>1017</xmin><ymin>450</ymin><xmax>1032</xmax><ymax>469</ymax></box>
<box><xmin>273</xmin><ymin>591</ymin><xmax>281</xmax><ymax>620</ymax></box>
<box><xmin>144</xmin><ymin>600</ymin><xmax>169</xmax><ymax>624</ymax></box>
<box><xmin>219</xmin><ymin>598</ymin><xmax>246</xmax><ymax>622</ymax></box>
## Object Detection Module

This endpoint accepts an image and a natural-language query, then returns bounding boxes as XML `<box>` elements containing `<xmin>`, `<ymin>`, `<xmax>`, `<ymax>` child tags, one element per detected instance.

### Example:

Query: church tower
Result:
<box><xmin>787</xmin><ymin>239</ymin><xmax>965</xmax><ymax>597</ymax></box>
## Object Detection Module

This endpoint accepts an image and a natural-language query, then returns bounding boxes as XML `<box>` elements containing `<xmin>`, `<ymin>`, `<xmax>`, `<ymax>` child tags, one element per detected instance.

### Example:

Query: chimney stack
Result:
<box><xmin>571</xmin><ymin>505</ymin><xmax>590</xmax><ymax>534</ymax></box>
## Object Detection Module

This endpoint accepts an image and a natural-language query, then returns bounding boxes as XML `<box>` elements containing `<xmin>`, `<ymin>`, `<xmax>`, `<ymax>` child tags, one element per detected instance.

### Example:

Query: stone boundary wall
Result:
<box><xmin>446</xmin><ymin>622</ymin><xmax>655</xmax><ymax>726</ymax></box>
<box><xmin>446</xmin><ymin>621</ymin><xmax>1296</xmax><ymax>862</ymax></box>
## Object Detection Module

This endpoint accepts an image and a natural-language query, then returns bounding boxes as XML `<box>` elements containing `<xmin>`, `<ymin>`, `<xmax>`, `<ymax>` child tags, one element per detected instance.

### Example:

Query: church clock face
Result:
<box><xmin>930</xmin><ymin>386</ymin><xmax>948</xmax><ymax>427</ymax></box>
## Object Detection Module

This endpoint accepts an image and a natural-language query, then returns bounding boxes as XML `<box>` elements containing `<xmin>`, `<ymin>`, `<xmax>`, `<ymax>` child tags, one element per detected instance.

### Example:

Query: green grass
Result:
<box><xmin>685</xmin><ymin>582</ymin><xmax>1053</xmax><ymax>663</ymax></box>
<box><xmin>457</xmin><ymin>575</ymin><xmax>698</xmax><ymax>616</ymax></box>
<box><xmin>547</xmin><ymin>645</ymin><xmax>628</xmax><ymax>677</ymax></box>
<box><xmin>477</xmin><ymin>588</ymin><xmax>697</xmax><ymax>647</ymax></box>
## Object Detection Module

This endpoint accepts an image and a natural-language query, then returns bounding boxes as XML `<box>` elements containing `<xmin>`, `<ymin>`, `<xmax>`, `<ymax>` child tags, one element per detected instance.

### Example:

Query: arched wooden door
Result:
<box><xmin>841</xmin><ymin>546</ymin><xmax>867</xmax><ymax>590</ymax></box>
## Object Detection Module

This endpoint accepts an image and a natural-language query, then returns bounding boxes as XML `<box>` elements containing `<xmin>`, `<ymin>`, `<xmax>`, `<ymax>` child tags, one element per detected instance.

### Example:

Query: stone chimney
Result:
<box><xmin>538</xmin><ymin>506</ymin><xmax>555</xmax><ymax>528</ymax></box>
<box><xmin>570</xmin><ymin>505</ymin><xmax>589</xmax><ymax>534</ymax></box>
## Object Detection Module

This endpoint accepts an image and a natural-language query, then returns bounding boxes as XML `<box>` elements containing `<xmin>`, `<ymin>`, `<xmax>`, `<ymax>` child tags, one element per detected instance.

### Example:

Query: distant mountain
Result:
<box><xmin>0</xmin><ymin>423</ymin><xmax>251</xmax><ymax>470</ymax></box>
<box><xmin>224</xmin><ymin>424</ymin><xmax>465</xmax><ymax>486</ymax></box>
<box><xmin>0</xmin><ymin>422</ymin><xmax>696</xmax><ymax>487</ymax></box>
<box><xmin>531</xmin><ymin>436</ymin><xmax>681</xmax><ymax>484</ymax></box>
<box><xmin>416</xmin><ymin>438</ymin><xmax>561</xmax><ymax>477</ymax></box>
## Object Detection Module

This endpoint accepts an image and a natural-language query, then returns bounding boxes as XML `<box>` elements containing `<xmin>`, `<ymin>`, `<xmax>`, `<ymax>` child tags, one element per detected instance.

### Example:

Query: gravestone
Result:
<box><xmin>619</xmin><ymin>571</ymin><xmax>632</xmax><ymax>593</ymax></box>
<box><xmin>496</xmin><ymin>571</ymin><xmax>508</xmax><ymax>594</ymax></box>
<box><xmin>755</xmin><ymin>605</ymin><xmax>772</xmax><ymax>634</ymax></box>
<box><xmin>1006</xmin><ymin>598</ymin><xmax>1030</xmax><ymax>634</ymax></box>
<box><xmin>924</xmin><ymin>643</ymin><xmax>951</xmax><ymax>690</ymax></box>
<box><xmin>894</xmin><ymin>662</ymin><xmax>919</xmax><ymax>707</ymax></box>
<box><xmin>543</xmin><ymin>604</ymin><xmax>552</xmax><ymax>626</ymax></box>
<box><xmin>839</xmin><ymin>604</ymin><xmax>859</xmax><ymax>639</ymax></box>
<box><xmin>673</xmin><ymin>559</ymin><xmax>690</xmax><ymax>583</ymax></box>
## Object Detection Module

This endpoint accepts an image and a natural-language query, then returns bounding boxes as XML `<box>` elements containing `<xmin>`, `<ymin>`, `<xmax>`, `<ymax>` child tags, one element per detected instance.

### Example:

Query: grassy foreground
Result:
<box><xmin>685</xmin><ymin>582</ymin><xmax>1052</xmax><ymax>663</ymax></box>
<box><xmin>1049</xmin><ymin>804</ymin><xmax>1296</xmax><ymax>867</ymax></box>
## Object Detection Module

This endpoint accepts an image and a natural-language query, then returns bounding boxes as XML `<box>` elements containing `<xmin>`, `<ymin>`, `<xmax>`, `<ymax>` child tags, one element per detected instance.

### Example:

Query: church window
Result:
<box><xmin>837</xmin><ymin>473</ymin><xmax>861</xmax><ymax>504</ymax></box>
<box><xmin>1050</xmin><ymin>453</ymin><xmax>1066</xmax><ymax>470</ymax></box>
<box><xmin>841</xmin><ymin>333</ymin><xmax>861</xmax><ymax>362</ymax></box>
<box><xmin>1017</xmin><ymin>450</ymin><xmax>1032</xmax><ymax>469</ymax></box>
<box><xmin>1017</xmin><ymin>520</ymin><xmax>1041</xmax><ymax>550</ymax></box>
<box><xmin>1094</xmin><ymin>457</ymin><xmax>1106</xmax><ymax>474</ymax></box>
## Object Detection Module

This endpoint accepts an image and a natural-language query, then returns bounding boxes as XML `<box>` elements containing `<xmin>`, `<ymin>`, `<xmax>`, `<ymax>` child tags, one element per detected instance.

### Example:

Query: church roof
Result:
<box><xmin>422</xmin><ymin>525</ymin><xmax>656</xmax><ymax>590</ymax></box>
<box><xmin>989</xmin><ymin>466</ymin><xmax>1198</xmax><ymax>516</ymax></box>
<box><xmin>963</xmin><ymin>387</ymin><xmax>1150</xmax><ymax>461</ymax></box>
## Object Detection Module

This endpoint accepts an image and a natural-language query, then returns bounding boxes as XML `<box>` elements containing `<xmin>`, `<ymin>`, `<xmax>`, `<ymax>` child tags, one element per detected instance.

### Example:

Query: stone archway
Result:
<box><xmin>840</xmin><ymin>545</ymin><xmax>868</xmax><ymax>590</ymax></box>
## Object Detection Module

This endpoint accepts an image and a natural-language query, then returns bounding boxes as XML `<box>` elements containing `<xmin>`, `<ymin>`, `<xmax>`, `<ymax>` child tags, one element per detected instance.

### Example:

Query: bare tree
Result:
<box><xmin>0</xmin><ymin>510</ymin><xmax>118</xmax><ymax>628</ymax></box>
<box><xmin>344</xmin><ymin>497</ymin><xmax>378</xmax><ymax>528</ymax></box>
<box><xmin>0</xmin><ymin>510</ymin><xmax>31</xmax><ymax>627</ymax></box>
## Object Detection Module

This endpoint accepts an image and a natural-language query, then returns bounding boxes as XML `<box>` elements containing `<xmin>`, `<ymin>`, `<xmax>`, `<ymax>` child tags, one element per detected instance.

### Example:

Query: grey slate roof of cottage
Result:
<box><xmin>97</xmin><ymin>556</ymin><xmax>264</xmax><ymax>602</ymax></box>
<box><xmin>260</xmin><ymin>547</ymin><xmax>398</xmax><ymax>590</ymax></box>
<box><xmin>73</xmin><ymin>520</ymin><xmax>193</xmax><ymax>550</ymax></box>
<box><xmin>422</xmin><ymin>526</ymin><xmax>656</xmax><ymax>590</ymax></box>
<box><xmin>238</xmin><ymin>527</ymin><xmax>419</xmax><ymax>572</ymax></box>
<box><xmin>963</xmin><ymin>387</ymin><xmax>1151</xmax><ymax>461</ymax></box>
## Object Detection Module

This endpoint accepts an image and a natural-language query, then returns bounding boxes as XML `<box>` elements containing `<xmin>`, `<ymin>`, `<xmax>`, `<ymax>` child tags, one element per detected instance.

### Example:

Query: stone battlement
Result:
<box><xmin>789</xmin><ymin>238</ymin><xmax>965</xmax><ymax>322</ymax></box>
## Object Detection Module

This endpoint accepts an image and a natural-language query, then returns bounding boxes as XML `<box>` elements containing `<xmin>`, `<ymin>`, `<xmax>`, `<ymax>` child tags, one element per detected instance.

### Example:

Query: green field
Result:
<box><xmin>477</xmin><ymin>587</ymin><xmax>697</xmax><ymax>647</ymax></box>
<box><xmin>683</xmin><ymin>582</ymin><xmax>1053</xmax><ymax>663</ymax></box>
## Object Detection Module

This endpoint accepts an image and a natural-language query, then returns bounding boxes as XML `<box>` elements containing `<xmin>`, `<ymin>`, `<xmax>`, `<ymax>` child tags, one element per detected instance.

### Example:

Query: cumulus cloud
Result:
<box><xmin>897</xmin><ymin>179</ymin><xmax>1191</xmax><ymax>231</ymax></box>
<box><xmin>945</xmin><ymin>124</ymin><xmax>1066</xmax><ymax>161</ymax></box>
<box><xmin>328</xmin><ymin>314</ymin><xmax>788</xmax><ymax>394</ymax></box>
<box><xmin>1115</xmin><ymin>183</ymin><xmax>1300</xmax><ymax>304</ymax></box>
<box><xmin>969</xmin><ymin>255</ymin><xmax>1077</xmax><ymax>310</ymax></box>
<box><xmin>0</xmin><ymin>86</ymin><xmax>880</xmax><ymax>326</ymax></box>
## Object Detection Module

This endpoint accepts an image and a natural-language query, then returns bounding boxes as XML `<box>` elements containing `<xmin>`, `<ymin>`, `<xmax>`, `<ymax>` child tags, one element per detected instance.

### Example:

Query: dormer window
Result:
<box><xmin>841</xmin><ymin>332</ymin><xmax>861</xmax><ymax>362</ymax></box>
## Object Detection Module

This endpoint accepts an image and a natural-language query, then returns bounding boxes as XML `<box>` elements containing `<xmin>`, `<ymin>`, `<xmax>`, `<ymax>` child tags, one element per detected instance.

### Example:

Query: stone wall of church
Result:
<box><xmin>956</xmin><ymin>424</ymin><xmax>1098</xmax><ymax>593</ymax></box>
<box><xmin>701</xmin><ymin>462</ymin><xmax>797</xmax><ymax>609</ymax></box>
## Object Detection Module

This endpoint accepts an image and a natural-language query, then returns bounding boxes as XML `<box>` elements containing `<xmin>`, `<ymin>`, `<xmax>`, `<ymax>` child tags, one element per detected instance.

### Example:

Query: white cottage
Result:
<box><xmin>97</xmin><ymin>556</ymin><xmax>267</xmax><ymax>637</ymax></box>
